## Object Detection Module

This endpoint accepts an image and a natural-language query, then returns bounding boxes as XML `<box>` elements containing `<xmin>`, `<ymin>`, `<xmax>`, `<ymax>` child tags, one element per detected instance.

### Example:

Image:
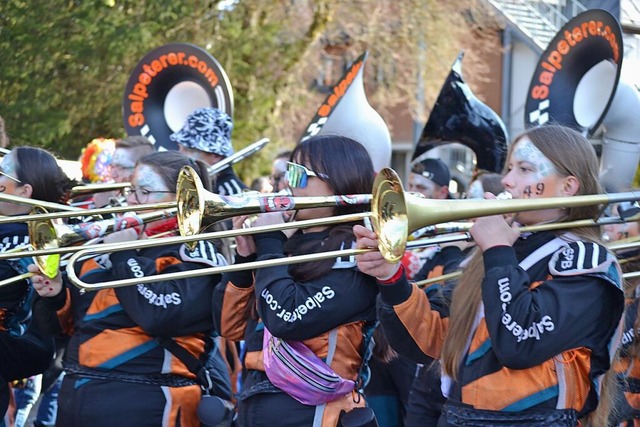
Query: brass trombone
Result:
<box><xmin>416</xmin><ymin>233</ymin><xmax>640</xmax><ymax>289</ymax></box>
<box><xmin>176</xmin><ymin>165</ymin><xmax>372</xmax><ymax>237</ymax></box>
<box><xmin>63</xmin><ymin>167</ymin><xmax>640</xmax><ymax>291</ymax></box>
<box><xmin>207</xmin><ymin>138</ymin><xmax>269</xmax><ymax>176</ymax></box>
<box><xmin>0</xmin><ymin>201</ymin><xmax>176</xmax><ymax>225</ymax></box>
<box><xmin>67</xmin><ymin>182</ymin><xmax>131</xmax><ymax>198</ymax></box>
<box><xmin>0</xmin><ymin>206</ymin><xmax>178</xmax><ymax>288</ymax></box>
<box><xmin>0</xmin><ymin>193</ymin><xmax>82</xmax><ymax>212</ymax></box>
<box><xmin>62</xmin><ymin>137</ymin><xmax>269</xmax><ymax>202</ymax></box>
<box><xmin>372</xmin><ymin>169</ymin><xmax>640</xmax><ymax>262</ymax></box>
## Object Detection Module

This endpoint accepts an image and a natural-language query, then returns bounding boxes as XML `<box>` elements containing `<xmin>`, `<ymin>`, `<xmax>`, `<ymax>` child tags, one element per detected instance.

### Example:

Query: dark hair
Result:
<box><xmin>290</xmin><ymin>135</ymin><xmax>374</xmax><ymax>217</ymax></box>
<box><xmin>136</xmin><ymin>151</ymin><xmax>212</xmax><ymax>193</ymax></box>
<box><xmin>275</xmin><ymin>149</ymin><xmax>292</xmax><ymax>161</ymax></box>
<box><xmin>475</xmin><ymin>172</ymin><xmax>504</xmax><ymax>196</ymax></box>
<box><xmin>287</xmin><ymin>135</ymin><xmax>375</xmax><ymax>281</ymax></box>
<box><xmin>116</xmin><ymin>135</ymin><xmax>154</xmax><ymax>150</ymax></box>
<box><xmin>14</xmin><ymin>147</ymin><xmax>77</xmax><ymax>203</ymax></box>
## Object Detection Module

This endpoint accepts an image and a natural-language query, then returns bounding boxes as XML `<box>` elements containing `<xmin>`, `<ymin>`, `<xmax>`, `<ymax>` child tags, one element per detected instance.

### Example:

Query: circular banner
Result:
<box><xmin>524</xmin><ymin>9</ymin><xmax>623</xmax><ymax>135</ymax></box>
<box><xmin>122</xmin><ymin>43</ymin><xmax>233</xmax><ymax>151</ymax></box>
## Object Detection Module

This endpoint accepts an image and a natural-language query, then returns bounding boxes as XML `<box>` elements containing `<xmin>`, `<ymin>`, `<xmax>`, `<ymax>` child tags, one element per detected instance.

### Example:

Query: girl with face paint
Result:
<box><xmin>0</xmin><ymin>147</ymin><xmax>76</xmax><ymax>416</ymax></box>
<box><xmin>30</xmin><ymin>151</ymin><xmax>234</xmax><ymax>427</ymax></box>
<box><xmin>354</xmin><ymin>125</ymin><xmax>625</xmax><ymax>426</ymax></box>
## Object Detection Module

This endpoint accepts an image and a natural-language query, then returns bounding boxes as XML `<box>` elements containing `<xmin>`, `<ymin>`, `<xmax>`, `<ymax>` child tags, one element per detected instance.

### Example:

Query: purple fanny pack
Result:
<box><xmin>262</xmin><ymin>327</ymin><xmax>355</xmax><ymax>406</ymax></box>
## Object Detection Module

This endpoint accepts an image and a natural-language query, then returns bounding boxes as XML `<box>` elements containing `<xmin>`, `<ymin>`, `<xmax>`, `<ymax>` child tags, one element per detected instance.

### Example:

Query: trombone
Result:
<box><xmin>207</xmin><ymin>138</ymin><xmax>269</xmax><ymax>176</ymax></box>
<box><xmin>63</xmin><ymin>167</ymin><xmax>640</xmax><ymax>291</ymax></box>
<box><xmin>68</xmin><ymin>182</ymin><xmax>131</xmax><ymax>198</ymax></box>
<box><xmin>62</xmin><ymin>137</ymin><xmax>269</xmax><ymax>203</ymax></box>
<box><xmin>176</xmin><ymin>165</ymin><xmax>372</xmax><ymax>237</ymax></box>
<box><xmin>0</xmin><ymin>193</ymin><xmax>82</xmax><ymax>212</ymax></box>
<box><xmin>0</xmin><ymin>201</ymin><xmax>176</xmax><ymax>225</ymax></box>
<box><xmin>0</xmin><ymin>206</ymin><xmax>177</xmax><ymax>288</ymax></box>
<box><xmin>416</xmin><ymin>233</ymin><xmax>640</xmax><ymax>289</ymax></box>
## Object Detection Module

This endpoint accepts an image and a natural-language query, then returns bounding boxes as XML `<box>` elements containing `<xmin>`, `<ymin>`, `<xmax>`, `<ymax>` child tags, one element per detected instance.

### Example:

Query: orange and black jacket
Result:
<box><xmin>34</xmin><ymin>241</ymin><xmax>224</xmax><ymax>382</ymax></box>
<box><xmin>378</xmin><ymin>231</ymin><xmax>624</xmax><ymax>418</ymax></box>
<box><xmin>615</xmin><ymin>295</ymin><xmax>640</xmax><ymax>421</ymax></box>
<box><xmin>213</xmin><ymin>229</ymin><xmax>378</xmax><ymax>389</ymax></box>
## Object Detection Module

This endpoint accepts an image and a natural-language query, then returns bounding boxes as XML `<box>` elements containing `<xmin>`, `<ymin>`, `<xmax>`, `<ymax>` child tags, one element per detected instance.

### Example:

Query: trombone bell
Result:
<box><xmin>28</xmin><ymin>209</ymin><xmax>61</xmax><ymax>278</ymax></box>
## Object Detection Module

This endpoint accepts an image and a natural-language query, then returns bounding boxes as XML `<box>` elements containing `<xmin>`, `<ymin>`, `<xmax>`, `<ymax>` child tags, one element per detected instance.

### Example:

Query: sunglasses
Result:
<box><xmin>285</xmin><ymin>162</ymin><xmax>329</xmax><ymax>188</ymax></box>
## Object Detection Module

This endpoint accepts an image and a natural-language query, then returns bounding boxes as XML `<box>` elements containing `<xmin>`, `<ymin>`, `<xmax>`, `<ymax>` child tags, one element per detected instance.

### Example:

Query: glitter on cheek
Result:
<box><xmin>513</xmin><ymin>139</ymin><xmax>557</xmax><ymax>180</ymax></box>
<box><xmin>112</xmin><ymin>149</ymin><xmax>136</xmax><ymax>168</ymax></box>
<box><xmin>134</xmin><ymin>165</ymin><xmax>169</xmax><ymax>191</ymax></box>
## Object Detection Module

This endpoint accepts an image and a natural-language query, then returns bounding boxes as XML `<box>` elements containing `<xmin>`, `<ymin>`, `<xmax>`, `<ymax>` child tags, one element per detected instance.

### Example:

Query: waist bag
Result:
<box><xmin>262</xmin><ymin>326</ymin><xmax>355</xmax><ymax>406</ymax></box>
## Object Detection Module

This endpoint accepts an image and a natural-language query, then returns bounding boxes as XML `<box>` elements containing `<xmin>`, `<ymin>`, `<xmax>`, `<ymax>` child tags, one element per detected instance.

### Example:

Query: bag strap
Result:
<box><xmin>355</xmin><ymin>320</ymin><xmax>378</xmax><ymax>394</ymax></box>
<box><xmin>155</xmin><ymin>336</ymin><xmax>213</xmax><ymax>394</ymax></box>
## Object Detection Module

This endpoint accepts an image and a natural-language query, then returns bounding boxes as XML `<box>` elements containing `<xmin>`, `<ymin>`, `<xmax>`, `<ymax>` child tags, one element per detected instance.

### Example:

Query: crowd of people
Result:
<box><xmin>0</xmin><ymin>107</ymin><xmax>639</xmax><ymax>427</ymax></box>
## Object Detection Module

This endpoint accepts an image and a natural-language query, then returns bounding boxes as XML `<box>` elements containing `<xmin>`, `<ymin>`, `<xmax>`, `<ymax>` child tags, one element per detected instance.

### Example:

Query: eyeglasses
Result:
<box><xmin>0</xmin><ymin>167</ymin><xmax>21</xmax><ymax>184</ymax></box>
<box><xmin>123</xmin><ymin>186</ymin><xmax>174</xmax><ymax>203</ymax></box>
<box><xmin>285</xmin><ymin>162</ymin><xmax>329</xmax><ymax>188</ymax></box>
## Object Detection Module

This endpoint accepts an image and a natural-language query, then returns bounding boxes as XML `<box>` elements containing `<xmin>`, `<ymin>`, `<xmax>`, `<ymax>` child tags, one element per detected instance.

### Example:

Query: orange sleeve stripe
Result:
<box><xmin>394</xmin><ymin>283</ymin><xmax>448</xmax><ymax>358</ymax></box>
<box><xmin>57</xmin><ymin>288</ymin><xmax>75</xmax><ymax>335</ymax></box>
<box><xmin>220</xmin><ymin>282</ymin><xmax>253</xmax><ymax>341</ymax></box>
<box><xmin>156</xmin><ymin>256</ymin><xmax>181</xmax><ymax>272</ymax></box>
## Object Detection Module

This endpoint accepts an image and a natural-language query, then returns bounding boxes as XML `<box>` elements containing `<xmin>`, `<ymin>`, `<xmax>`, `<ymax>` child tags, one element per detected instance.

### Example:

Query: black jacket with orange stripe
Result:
<box><xmin>378</xmin><ymin>231</ymin><xmax>624</xmax><ymax>419</ymax></box>
<box><xmin>212</xmin><ymin>229</ymin><xmax>378</xmax><ymax>426</ymax></box>
<box><xmin>37</xmin><ymin>241</ymin><xmax>224</xmax><ymax>377</ymax></box>
<box><xmin>31</xmin><ymin>242</ymin><xmax>226</xmax><ymax>426</ymax></box>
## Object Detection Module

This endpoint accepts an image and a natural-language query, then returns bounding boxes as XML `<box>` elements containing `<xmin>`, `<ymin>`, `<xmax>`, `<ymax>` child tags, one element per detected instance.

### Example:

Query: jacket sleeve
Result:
<box><xmin>32</xmin><ymin>288</ymin><xmax>70</xmax><ymax>336</ymax></box>
<box><xmin>377</xmin><ymin>268</ymin><xmax>449</xmax><ymax>363</ymax></box>
<box><xmin>482</xmin><ymin>244</ymin><xmax>624</xmax><ymax>369</ymax></box>
<box><xmin>252</xmin><ymin>232</ymin><xmax>378</xmax><ymax>341</ymax></box>
<box><xmin>212</xmin><ymin>253</ymin><xmax>256</xmax><ymax>341</ymax></box>
<box><xmin>109</xmin><ymin>244</ymin><xmax>220</xmax><ymax>337</ymax></box>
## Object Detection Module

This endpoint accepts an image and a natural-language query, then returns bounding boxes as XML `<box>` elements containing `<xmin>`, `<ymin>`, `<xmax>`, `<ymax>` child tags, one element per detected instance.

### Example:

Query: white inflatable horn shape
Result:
<box><xmin>299</xmin><ymin>52</ymin><xmax>392</xmax><ymax>172</ymax></box>
<box><xmin>599</xmin><ymin>80</ymin><xmax>640</xmax><ymax>191</ymax></box>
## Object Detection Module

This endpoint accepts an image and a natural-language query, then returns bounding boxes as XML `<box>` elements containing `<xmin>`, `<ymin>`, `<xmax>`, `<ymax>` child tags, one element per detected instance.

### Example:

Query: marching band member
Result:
<box><xmin>30</xmin><ymin>151</ymin><xmax>229</xmax><ymax>427</ymax></box>
<box><xmin>109</xmin><ymin>135</ymin><xmax>155</xmax><ymax>184</ymax></box>
<box><xmin>355</xmin><ymin>124</ymin><xmax>625</xmax><ymax>426</ymax></box>
<box><xmin>213</xmin><ymin>135</ymin><xmax>378</xmax><ymax>427</ymax></box>
<box><xmin>0</xmin><ymin>147</ymin><xmax>76</xmax><ymax>418</ymax></box>
<box><xmin>170</xmin><ymin>107</ymin><xmax>247</xmax><ymax>196</ymax></box>
<box><xmin>270</xmin><ymin>150</ymin><xmax>291</xmax><ymax>193</ymax></box>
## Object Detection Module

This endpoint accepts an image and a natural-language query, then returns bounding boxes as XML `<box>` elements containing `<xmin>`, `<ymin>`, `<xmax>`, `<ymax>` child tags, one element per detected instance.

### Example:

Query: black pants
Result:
<box><xmin>57</xmin><ymin>375</ymin><xmax>202</xmax><ymax>427</ymax></box>
<box><xmin>238</xmin><ymin>391</ymin><xmax>315</xmax><ymax>426</ymax></box>
<box><xmin>405</xmin><ymin>363</ymin><xmax>446</xmax><ymax>427</ymax></box>
<box><xmin>0</xmin><ymin>328</ymin><xmax>53</xmax><ymax>382</ymax></box>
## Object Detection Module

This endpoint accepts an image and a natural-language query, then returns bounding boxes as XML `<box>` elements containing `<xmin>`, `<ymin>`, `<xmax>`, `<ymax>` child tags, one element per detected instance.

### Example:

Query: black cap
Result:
<box><xmin>411</xmin><ymin>158</ymin><xmax>450</xmax><ymax>187</ymax></box>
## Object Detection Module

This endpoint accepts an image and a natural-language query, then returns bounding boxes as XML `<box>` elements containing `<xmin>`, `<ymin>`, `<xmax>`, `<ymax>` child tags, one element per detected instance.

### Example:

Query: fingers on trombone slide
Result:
<box><xmin>26</xmin><ymin>264</ymin><xmax>62</xmax><ymax>297</ymax></box>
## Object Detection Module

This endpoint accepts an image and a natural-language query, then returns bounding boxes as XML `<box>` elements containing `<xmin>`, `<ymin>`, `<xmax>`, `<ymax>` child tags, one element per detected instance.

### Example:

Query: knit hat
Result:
<box><xmin>411</xmin><ymin>158</ymin><xmax>450</xmax><ymax>187</ymax></box>
<box><xmin>170</xmin><ymin>107</ymin><xmax>234</xmax><ymax>157</ymax></box>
